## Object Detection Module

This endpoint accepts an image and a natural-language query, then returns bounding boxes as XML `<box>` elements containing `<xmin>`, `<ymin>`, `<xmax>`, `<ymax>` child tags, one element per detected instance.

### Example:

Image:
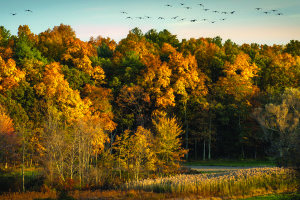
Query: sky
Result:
<box><xmin>1</xmin><ymin>0</ymin><xmax>300</xmax><ymax>45</ymax></box>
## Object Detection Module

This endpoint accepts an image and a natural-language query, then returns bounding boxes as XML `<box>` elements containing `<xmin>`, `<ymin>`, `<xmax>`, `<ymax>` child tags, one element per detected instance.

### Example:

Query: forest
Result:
<box><xmin>0</xmin><ymin>23</ymin><xmax>300</xmax><ymax>196</ymax></box>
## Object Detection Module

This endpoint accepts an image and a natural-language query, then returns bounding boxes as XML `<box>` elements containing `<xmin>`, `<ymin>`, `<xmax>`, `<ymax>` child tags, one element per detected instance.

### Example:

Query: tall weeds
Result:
<box><xmin>123</xmin><ymin>167</ymin><xmax>297</xmax><ymax>198</ymax></box>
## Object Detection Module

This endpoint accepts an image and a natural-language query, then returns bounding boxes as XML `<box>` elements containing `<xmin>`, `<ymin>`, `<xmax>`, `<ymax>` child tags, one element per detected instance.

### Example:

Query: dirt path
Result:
<box><xmin>187</xmin><ymin>165</ymin><xmax>272</xmax><ymax>172</ymax></box>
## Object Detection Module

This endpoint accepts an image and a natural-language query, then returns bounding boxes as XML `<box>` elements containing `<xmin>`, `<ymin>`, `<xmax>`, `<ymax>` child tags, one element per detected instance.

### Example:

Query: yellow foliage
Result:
<box><xmin>215</xmin><ymin>52</ymin><xmax>259</xmax><ymax>102</ymax></box>
<box><xmin>40</xmin><ymin>62</ymin><xmax>90</xmax><ymax>122</ymax></box>
<box><xmin>0</xmin><ymin>56</ymin><xmax>25</xmax><ymax>92</ymax></box>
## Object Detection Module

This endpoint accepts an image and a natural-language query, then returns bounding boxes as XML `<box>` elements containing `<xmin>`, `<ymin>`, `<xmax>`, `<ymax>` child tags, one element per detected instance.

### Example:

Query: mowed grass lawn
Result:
<box><xmin>184</xmin><ymin>159</ymin><xmax>277</xmax><ymax>167</ymax></box>
<box><xmin>237</xmin><ymin>194</ymin><xmax>280</xmax><ymax>200</ymax></box>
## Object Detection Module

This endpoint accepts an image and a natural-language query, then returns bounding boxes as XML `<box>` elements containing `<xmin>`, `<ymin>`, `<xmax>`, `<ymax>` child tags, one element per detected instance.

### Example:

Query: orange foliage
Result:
<box><xmin>215</xmin><ymin>52</ymin><xmax>259</xmax><ymax>103</ymax></box>
<box><xmin>0</xmin><ymin>56</ymin><xmax>25</xmax><ymax>92</ymax></box>
<box><xmin>35</xmin><ymin>62</ymin><xmax>90</xmax><ymax>122</ymax></box>
<box><xmin>83</xmin><ymin>84</ymin><xmax>116</xmax><ymax>132</ymax></box>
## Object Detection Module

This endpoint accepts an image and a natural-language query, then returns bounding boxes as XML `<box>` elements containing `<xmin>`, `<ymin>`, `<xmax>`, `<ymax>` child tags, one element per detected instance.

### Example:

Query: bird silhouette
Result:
<box><xmin>185</xmin><ymin>7</ymin><xmax>192</xmax><ymax>9</ymax></box>
<box><xmin>145</xmin><ymin>16</ymin><xmax>151</xmax><ymax>18</ymax></box>
<box><xmin>212</xmin><ymin>10</ymin><xmax>218</xmax><ymax>13</ymax></box>
<box><xmin>158</xmin><ymin>17</ymin><xmax>165</xmax><ymax>19</ymax></box>
<box><xmin>126</xmin><ymin>17</ymin><xmax>132</xmax><ymax>19</ymax></box>
<box><xmin>25</xmin><ymin>9</ymin><xmax>32</xmax><ymax>12</ymax></box>
<box><xmin>10</xmin><ymin>13</ymin><xmax>16</xmax><ymax>15</ymax></box>
<box><xmin>202</xmin><ymin>18</ymin><xmax>208</xmax><ymax>21</ymax></box>
<box><xmin>180</xmin><ymin>3</ymin><xmax>184</xmax><ymax>6</ymax></box>
<box><xmin>230</xmin><ymin>11</ymin><xmax>235</xmax><ymax>14</ymax></box>
<box><xmin>255</xmin><ymin>8</ymin><xmax>262</xmax><ymax>11</ymax></box>
<box><xmin>222</xmin><ymin>12</ymin><xmax>228</xmax><ymax>14</ymax></box>
<box><xmin>264</xmin><ymin>11</ymin><xmax>270</xmax><ymax>14</ymax></box>
<box><xmin>203</xmin><ymin>9</ymin><xmax>209</xmax><ymax>11</ymax></box>
<box><xmin>277</xmin><ymin>13</ymin><xmax>283</xmax><ymax>15</ymax></box>
<box><xmin>121</xmin><ymin>11</ymin><xmax>127</xmax><ymax>14</ymax></box>
<box><xmin>136</xmin><ymin>17</ymin><xmax>143</xmax><ymax>19</ymax></box>
<box><xmin>197</xmin><ymin>4</ymin><xmax>204</xmax><ymax>7</ymax></box>
<box><xmin>190</xmin><ymin>19</ymin><xmax>197</xmax><ymax>22</ymax></box>
<box><xmin>271</xmin><ymin>9</ymin><xmax>278</xmax><ymax>12</ymax></box>
<box><xmin>171</xmin><ymin>16</ymin><xmax>179</xmax><ymax>19</ymax></box>
<box><xmin>165</xmin><ymin>4</ymin><xmax>172</xmax><ymax>7</ymax></box>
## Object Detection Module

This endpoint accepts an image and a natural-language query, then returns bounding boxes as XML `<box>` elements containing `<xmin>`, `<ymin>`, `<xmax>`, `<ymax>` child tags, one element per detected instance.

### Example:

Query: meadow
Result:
<box><xmin>123</xmin><ymin>167</ymin><xmax>296</xmax><ymax>199</ymax></box>
<box><xmin>0</xmin><ymin>165</ymin><xmax>297</xmax><ymax>200</ymax></box>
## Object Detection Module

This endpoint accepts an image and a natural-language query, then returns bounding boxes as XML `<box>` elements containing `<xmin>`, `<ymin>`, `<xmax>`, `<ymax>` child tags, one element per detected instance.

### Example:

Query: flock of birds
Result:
<box><xmin>10</xmin><ymin>9</ymin><xmax>33</xmax><ymax>16</ymax></box>
<box><xmin>8</xmin><ymin>3</ymin><xmax>284</xmax><ymax>26</ymax></box>
<box><xmin>120</xmin><ymin>2</ymin><xmax>284</xmax><ymax>24</ymax></box>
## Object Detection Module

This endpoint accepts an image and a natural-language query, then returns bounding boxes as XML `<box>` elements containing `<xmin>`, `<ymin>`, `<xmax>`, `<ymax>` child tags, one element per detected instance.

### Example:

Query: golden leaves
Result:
<box><xmin>37</xmin><ymin>62</ymin><xmax>90</xmax><ymax>122</ymax></box>
<box><xmin>0</xmin><ymin>56</ymin><xmax>25</xmax><ymax>92</ymax></box>
<box><xmin>215</xmin><ymin>52</ymin><xmax>259</xmax><ymax>102</ymax></box>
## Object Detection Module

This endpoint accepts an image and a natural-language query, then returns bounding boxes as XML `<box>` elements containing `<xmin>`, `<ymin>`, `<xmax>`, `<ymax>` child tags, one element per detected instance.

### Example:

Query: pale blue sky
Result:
<box><xmin>1</xmin><ymin>0</ymin><xmax>300</xmax><ymax>45</ymax></box>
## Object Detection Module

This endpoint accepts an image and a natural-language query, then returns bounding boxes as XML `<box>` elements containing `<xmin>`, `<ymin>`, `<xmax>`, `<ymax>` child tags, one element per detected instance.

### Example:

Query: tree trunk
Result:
<box><xmin>203</xmin><ymin>139</ymin><xmax>206</xmax><ymax>161</ymax></box>
<box><xmin>185</xmin><ymin>103</ymin><xmax>189</xmax><ymax>161</ymax></box>
<box><xmin>208</xmin><ymin>113</ymin><xmax>212</xmax><ymax>160</ymax></box>
<box><xmin>242</xmin><ymin>146</ymin><xmax>245</xmax><ymax>159</ymax></box>
<box><xmin>208</xmin><ymin>137</ymin><xmax>211</xmax><ymax>160</ymax></box>
<box><xmin>22</xmin><ymin>139</ymin><xmax>25</xmax><ymax>192</ymax></box>
<box><xmin>194</xmin><ymin>138</ymin><xmax>197</xmax><ymax>160</ymax></box>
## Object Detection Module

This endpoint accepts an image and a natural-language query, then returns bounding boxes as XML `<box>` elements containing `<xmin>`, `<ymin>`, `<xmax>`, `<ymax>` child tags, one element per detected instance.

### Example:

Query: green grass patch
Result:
<box><xmin>184</xmin><ymin>159</ymin><xmax>276</xmax><ymax>167</ymax></box>
<box><xmin>237</xmin><ymin>194</ymin><xmax>280</xmax><ymax>200</ymax></box>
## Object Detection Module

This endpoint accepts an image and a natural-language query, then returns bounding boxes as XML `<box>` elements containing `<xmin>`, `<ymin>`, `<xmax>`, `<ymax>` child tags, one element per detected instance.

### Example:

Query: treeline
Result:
<box><xmin>0</xmin><ymin>23</ymin><xmax>300</xmax><ymax>189</ymax></box>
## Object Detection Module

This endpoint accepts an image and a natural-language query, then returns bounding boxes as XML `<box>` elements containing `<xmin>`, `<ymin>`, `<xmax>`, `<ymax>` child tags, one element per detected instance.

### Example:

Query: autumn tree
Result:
<box><xmin>37</xmin><ymin>24</ymin><xmax>77</xmax><ymax>62</ymax></box>
<box><xmin>253</xmin><ymin>87</ymin><xmax>300</xmax><ymax>165</ymax></box>
<box><xmin>0</xmin><ymin>56</ymin><xmax>26</xmax><ymax>93</ymax></box>
<box><xmin>0</xmin><ymin>104</ymin><xmax>19</xmax><ymax>168</ymax></box>
<box><xmin>153</xmin><ymin>116</ymin><xmax>187</xmax><ymax>174</ymax></box>
<box><xmin>34</xmin><ymin>62</ymin><xmax>90</xmax><ymax>122</ymax></box>
<box><xmin>0</xmin><ymin>26</ymin><xmax>14</xmax><ymax>60</ymax></box>
<box><xmin>117</xmin><ymin>85</ymin><xmax>151</xmax><ymax>127</ymax></box>
<box><xmin>113</xmin><ymin>127</ymin><xmax>155</xmax><ymax>181</ymax></box>
<box><xmin>214</xmin><ymin>52</ymin><xmax>259</xmax><ymax>157</ymax></box>
<box><xmin>161</xmin><ymin>43</ymin><xmax>208</xmax><ymax>159</ymax></box>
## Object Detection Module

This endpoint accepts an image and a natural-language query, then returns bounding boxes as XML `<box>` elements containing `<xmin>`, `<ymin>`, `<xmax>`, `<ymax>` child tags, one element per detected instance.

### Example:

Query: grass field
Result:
<box><xmin>184</xmin><ymin>159</ymin><xmax>277</xmax><ymax>167</ymax></box>
<box><xmin>237</xmin><ymin>194</ymin><xmax>280</xmax><ymax>200</ymax></box>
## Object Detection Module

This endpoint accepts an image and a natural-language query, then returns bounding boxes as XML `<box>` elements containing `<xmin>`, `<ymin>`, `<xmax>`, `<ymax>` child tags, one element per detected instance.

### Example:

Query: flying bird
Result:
<box><xmin>180</xmin><ymin>3</ymin><xmax>184</xmax><ymax>6</ymax></box>
<box><xmin>197</xmin><ymin>4</ymin><xmax>204</xmax><ymax>7</ymax></box>
<box><xmin>185</xmin><ymin>7</ymin><xmax>192</xmax><ymax>9</ymax></box>
<box><xmin>264</xmin><ymin>11</ymin><xmax>270</xmax><ymax>14</ymax></box>
<box><xmin>277</xmin><ymin>13</ymin><xmax>283</xmax><ymax>15</ymax></box>
<box><xmin>171</xmin><ymin>16</ymin><xmax>179</xmax><ymax>19</ymax></box>
<box><xmin>222</xmin><ymin>12</ymin><xmax>228</xmax><ymax>14</ymax></box>
<box><xmin>126</xmin><ymin>17</ymin><xmax>132</xmax><ymax>19</ymax></box>
<box><xmin>255</xmin><ymin>8</ymin><xmax>262</xmax><ymax>10</ymax></box>
<box><xmin>203</xmin><ymin>9</ymin><xmax>209</xmax><ymax>11</ymax></box>
<box><xmin>271</xmin><ymin>9</ymin><xmax>278</xmax><ymax>12</ymax></box>
<box><xmin>158</xmin><ymin>17</ymin><xmax>165</xmax><ymax>19</ymax></box>
<box><xmin>212</xmin><ymin>10</ymin><xmax>219</xmax><ymax>13</ymax></box>
<box><xmin>136</xmin><ymin>17</ymin><xmax>143</xmax><ymax>19</ymax></box>
<box><xmin>190</xmin><ymin>19</ymin><xmax>197</xmax><ymax>22</ymax></box>
<box><xmin>10</xmin><ymin>13</ymin><xmax>16</xmax><ymax>15</ymax></box>
<box><xmin>165</xmin><ymin>4</ymin><xmax>172</xmax><ymax>7</ymax></box>
<box><xmin>121</xmin><ymin>11</ymin><xmax>127</xmax><ymax>14</ymax></box>
<box><xmin>25</xmin><ymin>9</ymin><xmax>32</xmax><ymax>12</ymax></box>
<box><xmin>230</xmin><ymin>11</ymin><xmax>236</xmax><ymax>14</ymax></box>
